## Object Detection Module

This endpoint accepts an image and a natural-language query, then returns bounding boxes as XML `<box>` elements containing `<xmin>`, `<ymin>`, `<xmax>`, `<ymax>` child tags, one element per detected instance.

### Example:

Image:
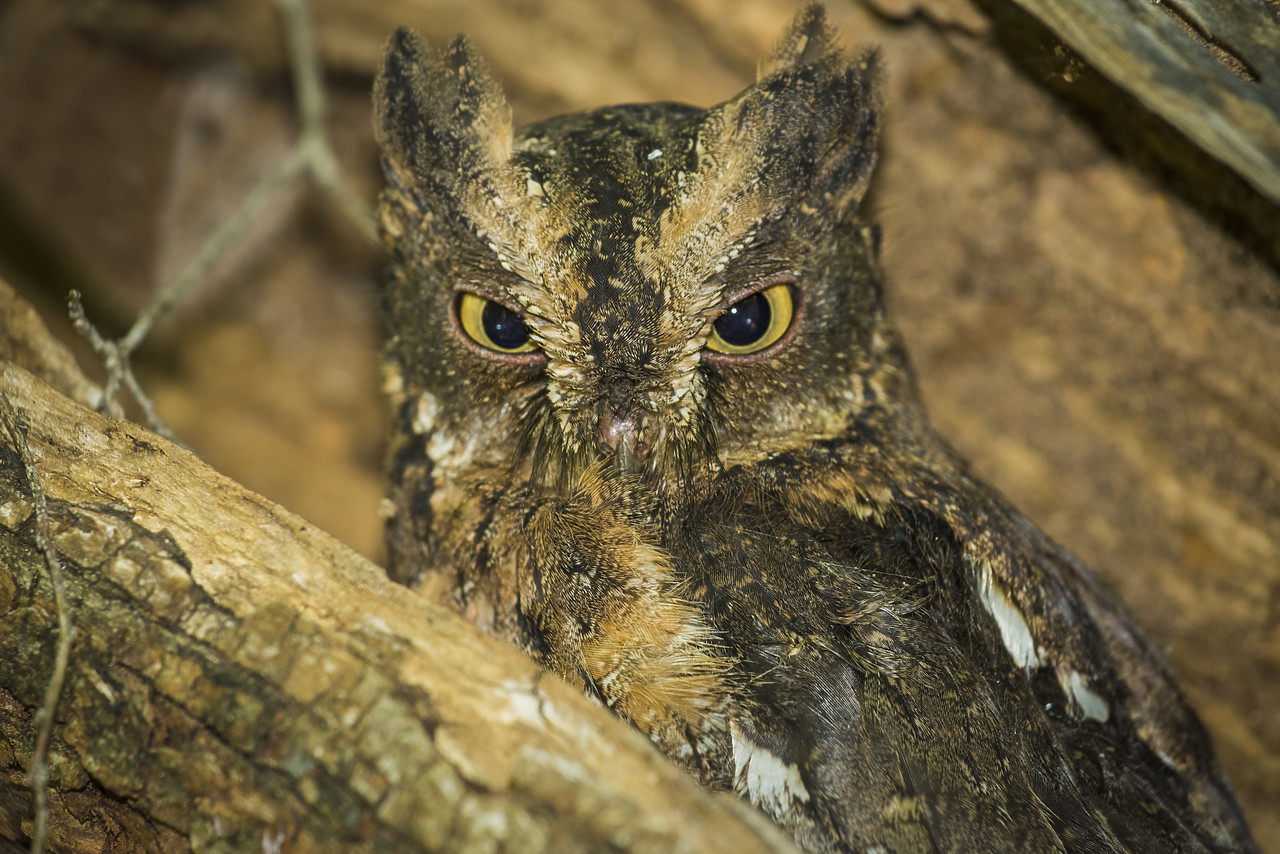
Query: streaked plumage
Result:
<box><xmin>373</xmin><ymin>7</ymin><xmax>1257</xmax><ymax>851</ymax></box>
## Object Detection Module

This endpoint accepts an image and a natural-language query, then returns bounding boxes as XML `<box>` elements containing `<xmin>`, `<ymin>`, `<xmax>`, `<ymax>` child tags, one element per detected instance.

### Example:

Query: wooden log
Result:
<box><xmin>999</xmin><ymin>0</ymin><xmax>1280</xmax><ymax>205</ymax></box>
<box><xmin>0</xmin><ymin>352</ymin><xmax>798</xmax><ymax>851</ymax></box>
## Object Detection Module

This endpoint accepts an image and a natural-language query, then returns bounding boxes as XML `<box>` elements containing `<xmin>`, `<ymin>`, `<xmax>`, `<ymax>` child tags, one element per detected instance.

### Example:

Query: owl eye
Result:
<box><xmin>706</xmin><ymin>283</ymin><xmax>795</xmax><ymax>356</ymax></box>
<box><xmin>457</xmin><ymin>292</ymin><xmax>537</xmax><ymax>354</ymax></box>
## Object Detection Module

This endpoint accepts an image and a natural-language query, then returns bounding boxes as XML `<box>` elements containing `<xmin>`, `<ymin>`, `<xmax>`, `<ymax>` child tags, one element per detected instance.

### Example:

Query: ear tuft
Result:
<box><xmin>373</xmin><ymin>28</ymin><xmax>512</xmax><ymax>206</ymax></box>
<box><xmin>709</xmin><ymin>5</ymin><xmax>883</xmax><ymax>221</ymax></box>
<box><xmin>758</xmin><ymin>4</ymin><xmax>842</xmax><ymax>80</ymax></box>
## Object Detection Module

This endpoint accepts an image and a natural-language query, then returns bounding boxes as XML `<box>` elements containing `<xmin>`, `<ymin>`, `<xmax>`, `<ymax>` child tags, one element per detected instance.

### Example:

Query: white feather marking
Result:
<box><xmin>1060</xmin><ymin>669</ymin><xmax>1110</xmax><ymax>722</ymax></box>
<box><xmin>978</xmin><ymin>562</ymin><xmax>1042</xmax><ymax>668</ymax></box>
<box><xmin>730</xmin><ymin>721</ymin><xmax>809</xmax><ymax>817</ymax></box>
<box><xmin>426</xmin><ymin>428</ymin><xmax>482</xmax><ymax>477</ymax></box>
<box><xmin>548</xmin><ymin>362</ymin><xmax>579</xmax><ymax>380</ymax></box>
<box><xmin>412</xmin><ymin>392</ymin><xmax>441</xmax><ymax>435</ymax></box>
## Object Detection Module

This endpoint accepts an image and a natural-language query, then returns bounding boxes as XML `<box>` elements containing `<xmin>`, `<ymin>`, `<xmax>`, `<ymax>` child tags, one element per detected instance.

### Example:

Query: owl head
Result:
<box><xmin>376</xmin><ymin>6</ymin><xmax>914</xmax><ymax>493</ymax></box>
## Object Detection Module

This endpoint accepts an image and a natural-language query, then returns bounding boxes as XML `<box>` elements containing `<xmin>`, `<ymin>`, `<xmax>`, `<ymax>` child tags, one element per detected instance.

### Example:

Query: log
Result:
<box><xmin>0</xmin><ymin>297</ymin><xmax>798</xmax><ymax>852</ymax></box>
<box><xmin>999</xmin><ymin>0</ymin><xmax>1280</xmax><ymax>205</ymax></box>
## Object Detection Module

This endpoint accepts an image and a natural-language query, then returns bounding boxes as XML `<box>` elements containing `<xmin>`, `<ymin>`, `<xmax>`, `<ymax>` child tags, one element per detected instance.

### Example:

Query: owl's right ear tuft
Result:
<box><xmin>373</xmin><ymin>28</ymin><xmax>513</xmax><ymax>205</ymax></box>
<box><xmin>704</xmin><ymin>5</ymin><xmax>882</xmax><ymax>223</ymax></box>
<box><xmin>757</xmin><ymin>3</ymin><xmax>841</xmax><ymax>80</ymax></box>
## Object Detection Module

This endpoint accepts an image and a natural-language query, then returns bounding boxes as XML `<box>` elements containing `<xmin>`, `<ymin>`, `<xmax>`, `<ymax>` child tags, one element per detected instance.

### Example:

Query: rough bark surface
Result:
<box><xmin>0</xmin><ymin>353</ymin><xmax>797</xmax><ymax>854</ymax></box>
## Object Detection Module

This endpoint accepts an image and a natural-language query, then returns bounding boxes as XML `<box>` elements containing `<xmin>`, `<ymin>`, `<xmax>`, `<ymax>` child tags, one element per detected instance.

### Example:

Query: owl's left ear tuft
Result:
<box><xmin>373</xmin><ymin>28</ymin><xmax>513</xmax><ymax>207</ymax></box>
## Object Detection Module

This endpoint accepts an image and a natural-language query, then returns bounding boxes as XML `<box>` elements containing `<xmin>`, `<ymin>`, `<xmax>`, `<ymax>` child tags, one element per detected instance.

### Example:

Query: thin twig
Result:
<box><xmin>71</xmin><ymin>144</ymin><xmax>309</xmax><ymax>438</ymax></box>
<box><xmin>276</xmin><ymin>0</ymin><xmax>378</xmax><ymax>243</ymax></box>
<box><xmin>118</xmin><ymin>145</ymin><xmax>311</xmax><ymax>358</ymax></box>
<box><xmin>279</xmin><ymin>0</ymin><xmax>325</xmax><ymax>136</ymax></box>
<box><xmin>69</xmin><ymin>292</ymin><xmax>177</xmax><ymax>440</ymax></box>
<box><xmin>71</xmin><ymin>0</ymin><xmax>378</xmax><ymax>432</ymax></box>
<box><xmin>0</xmin><ymin>398</ymin><xmax>76</xmax><ymax>854</ymax></box>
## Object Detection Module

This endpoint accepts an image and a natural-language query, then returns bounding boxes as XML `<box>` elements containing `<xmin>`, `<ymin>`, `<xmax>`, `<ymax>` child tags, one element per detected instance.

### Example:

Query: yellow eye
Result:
<box><xmin>457</xmin><ymin>293</ymin><xmax>537</xmax><ymax>354</ymax></box>
<box><xmin>706</xmin><ymin>283</ymin><xmax>795</xmax><ymax>355</ymax></box>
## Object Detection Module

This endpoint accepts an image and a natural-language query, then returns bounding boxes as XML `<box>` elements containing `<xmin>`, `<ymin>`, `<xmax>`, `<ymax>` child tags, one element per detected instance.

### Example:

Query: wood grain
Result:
<box><xmin>0</xmin><ymin>350</ymin><xmax>798</xmax><ymax>854</ymax></box>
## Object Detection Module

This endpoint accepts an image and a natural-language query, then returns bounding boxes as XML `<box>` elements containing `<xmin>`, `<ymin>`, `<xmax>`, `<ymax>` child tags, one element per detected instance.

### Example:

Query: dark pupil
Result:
<box><xmin>714</xmin><ymin>292</ymin><xmax>770</xmax><ymax>347</ymax></box>
<box><xmin>482</xmin><ymin>300</ymin><xmax>530</xmax><ymax>350</ymax></box>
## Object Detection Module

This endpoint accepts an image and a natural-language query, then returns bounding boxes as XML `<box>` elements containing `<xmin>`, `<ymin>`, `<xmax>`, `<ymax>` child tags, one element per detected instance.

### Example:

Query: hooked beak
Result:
<box><xmin>599</xmin><ymin>409</ymin><xmax>650</xmax><ymax>474</ymax></box>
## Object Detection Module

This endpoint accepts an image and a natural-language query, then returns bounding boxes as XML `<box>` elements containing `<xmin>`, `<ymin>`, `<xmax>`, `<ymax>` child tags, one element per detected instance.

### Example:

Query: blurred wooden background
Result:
<box><xmin>0</xmin><ymin>0</ymin><xmax>1276</xmax><ymax>847</ymax></box>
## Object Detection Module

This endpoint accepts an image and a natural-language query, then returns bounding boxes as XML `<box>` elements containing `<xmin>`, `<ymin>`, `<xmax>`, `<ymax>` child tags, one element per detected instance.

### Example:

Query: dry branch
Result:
<box><xmin>0</xmin><ymin>335</ymin><xmax>797</xmax><ymax>851</ymax></box>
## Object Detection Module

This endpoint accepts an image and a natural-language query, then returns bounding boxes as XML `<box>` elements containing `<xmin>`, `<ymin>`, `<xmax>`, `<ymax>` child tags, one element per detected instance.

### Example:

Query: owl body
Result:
<box><xmin>374</xmin><ymin>8</ymin><xmax>1257</xmax><ymax>852</ymax></box>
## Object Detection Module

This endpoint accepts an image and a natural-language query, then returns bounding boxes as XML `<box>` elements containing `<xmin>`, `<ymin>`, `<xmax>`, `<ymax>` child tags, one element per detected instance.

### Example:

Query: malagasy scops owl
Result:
<box><xmin>373</xmin><ymin>6</ymin><xmax>1257</xmax><ymax>852</ymax></box>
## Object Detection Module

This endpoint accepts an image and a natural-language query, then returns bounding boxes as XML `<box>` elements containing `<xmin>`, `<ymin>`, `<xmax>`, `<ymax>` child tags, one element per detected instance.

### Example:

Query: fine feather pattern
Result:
<box><xmin>375</xmin><ymin>5</ymin><xmax>1257</xmax><ymax>852</ymax></box>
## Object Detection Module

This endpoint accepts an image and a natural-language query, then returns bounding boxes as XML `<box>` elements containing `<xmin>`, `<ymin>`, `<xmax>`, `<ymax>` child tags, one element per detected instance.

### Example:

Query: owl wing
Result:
<box><xmin>686</xmin><ymin>453</ymin><xmax>1255</xmax><ymax>853</ymax></box>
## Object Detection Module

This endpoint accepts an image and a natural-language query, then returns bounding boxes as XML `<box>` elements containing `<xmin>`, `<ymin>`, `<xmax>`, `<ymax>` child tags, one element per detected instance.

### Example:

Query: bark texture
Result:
<box><xmin>0</xmin><ymin>345</ymin><xmax>797</xmax><ymax>854</ymax></box>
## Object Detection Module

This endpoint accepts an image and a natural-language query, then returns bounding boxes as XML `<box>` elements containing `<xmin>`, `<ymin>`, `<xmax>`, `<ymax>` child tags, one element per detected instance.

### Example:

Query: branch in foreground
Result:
<box><xmin>0</xmin><ymin>395</ymin><xmax>75</xmax><ymax>854</ymax></box>
<box><xmin>0</xmin><ymin>362</ymin><xmax>797</xmax><ymax>853</ymax></box>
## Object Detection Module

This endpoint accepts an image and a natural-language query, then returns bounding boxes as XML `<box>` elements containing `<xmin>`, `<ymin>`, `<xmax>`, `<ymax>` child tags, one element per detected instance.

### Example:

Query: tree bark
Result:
<box><xmin>0</xmin><ymin>288</ymin><xmax>798</xmax><ymax>852</ymax></box>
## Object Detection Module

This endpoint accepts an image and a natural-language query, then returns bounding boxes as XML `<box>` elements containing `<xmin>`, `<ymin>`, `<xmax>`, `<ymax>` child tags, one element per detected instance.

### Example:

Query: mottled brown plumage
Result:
<box><xmin>373</xmin><ymin>7</ymin><xmax>1258</xmax><ymax>852</ymax></box>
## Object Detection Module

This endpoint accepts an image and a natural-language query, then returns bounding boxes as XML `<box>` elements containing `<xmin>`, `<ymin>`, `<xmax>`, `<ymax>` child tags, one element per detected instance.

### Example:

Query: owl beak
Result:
<box><xmin>599</xmin><ymin>410</ymin><xmax>650</xmax><ymax>473</ymax></box>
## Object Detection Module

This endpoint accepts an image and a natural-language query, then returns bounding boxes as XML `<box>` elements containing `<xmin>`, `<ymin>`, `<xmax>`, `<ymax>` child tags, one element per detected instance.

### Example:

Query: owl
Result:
<box><xmin>372</xmin><ymin>6</ymin><xmax>1257</xmax><ymax>852</ymax></box>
